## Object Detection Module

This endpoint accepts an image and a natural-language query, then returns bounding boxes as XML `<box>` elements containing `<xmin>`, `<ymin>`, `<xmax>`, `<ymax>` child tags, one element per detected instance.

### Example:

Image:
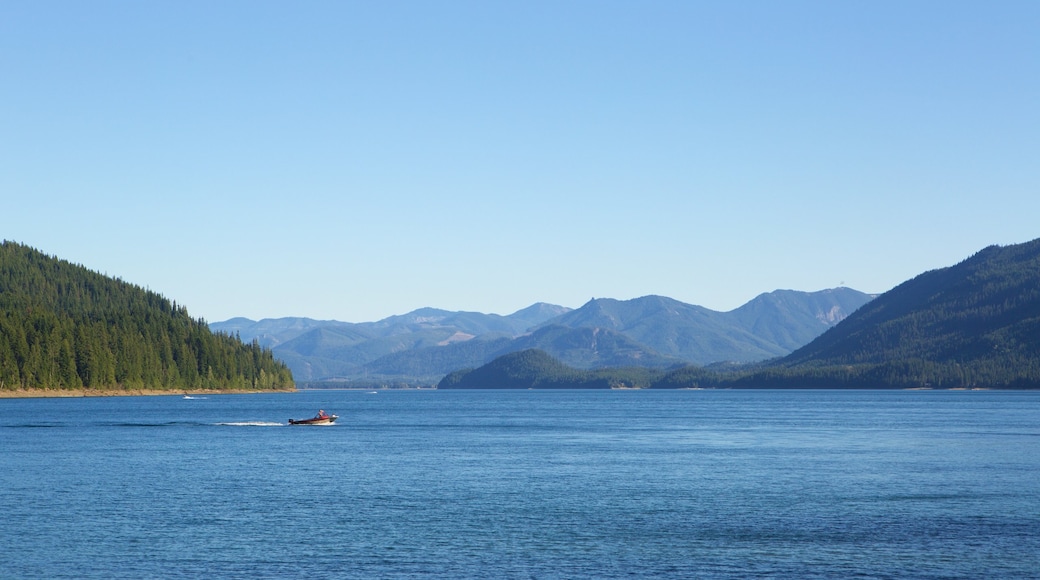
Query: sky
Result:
<box><xmin>2</xmin><ymin>1</ymin><xmax>1038</xmax><ymax>323</ymax></box>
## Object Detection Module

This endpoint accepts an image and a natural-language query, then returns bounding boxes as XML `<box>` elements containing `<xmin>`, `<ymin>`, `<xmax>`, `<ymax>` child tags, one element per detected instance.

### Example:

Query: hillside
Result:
<box><xmin>509</xmin><ymin>324</ymin><xmax>685</xmax><ymax>369</ymax></box>
<box><xmin>545</xmin><ymin>296</ymin><xmax>777</xmax><ymax>362</ymax></box>
<box><xmin>439</xmin><ymin>349</ymin><xmax>658</xmax><ymax>390</ymax></box>
<box><xmin>749</xmin><ymin>239</ymin><xmax>1040</xmax><ymax>388</ymax></box>
<box><xmin>726</xmin><ymin>287</ymin><xmax>877</xmax><ymax>352</ymax></box>
<box><xmin>0</xmin><ymin>241</ymin><xmax>294</xmax><ymax>393</ymax></box>
<box><xmin>440</xmin><ymin>238</ymin><xmax>1040</xmax><ymax>390</ymax></box>
<box><xmin>213</xmin><ymin>304</ymin><xmax>572</xmax><ymax>382</ymax></box>
<box><xmin>546</xmin><ymin>289</ymin><xmax>873</xmax><ymax>364</ymax></box>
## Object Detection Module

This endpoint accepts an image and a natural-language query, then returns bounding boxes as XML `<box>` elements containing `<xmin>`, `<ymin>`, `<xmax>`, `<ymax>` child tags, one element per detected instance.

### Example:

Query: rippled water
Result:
<box><xmin>2</xmin><ymin>389</ymin><xmax>1039</xmax><ymax>578</ymax></box>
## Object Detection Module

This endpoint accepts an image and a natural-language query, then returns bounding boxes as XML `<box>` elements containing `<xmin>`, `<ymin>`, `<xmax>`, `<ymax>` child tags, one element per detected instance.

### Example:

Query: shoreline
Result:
<box><xmin>0</xmin><ymin>388</ymin><xmax>297</xmax><ymax>399</ymax></box>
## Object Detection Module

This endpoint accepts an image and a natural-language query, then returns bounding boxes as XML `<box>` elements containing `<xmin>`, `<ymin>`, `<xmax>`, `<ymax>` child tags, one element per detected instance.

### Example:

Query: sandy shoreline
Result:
<box><xmin>0</xmin><ymin>388</ymin><xmax>297</xmax><ymax>399</ymax></box>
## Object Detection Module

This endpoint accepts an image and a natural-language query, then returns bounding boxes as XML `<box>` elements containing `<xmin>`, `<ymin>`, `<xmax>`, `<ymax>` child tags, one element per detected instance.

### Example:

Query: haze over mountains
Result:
<box><xmin>211</xmin><ymin>288</ymin><xmax>874</xmax><ymax>384</ymax></box>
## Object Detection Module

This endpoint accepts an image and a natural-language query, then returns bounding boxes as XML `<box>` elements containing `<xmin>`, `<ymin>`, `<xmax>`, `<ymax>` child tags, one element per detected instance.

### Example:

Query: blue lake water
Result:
<box><xmin>2</xmin><ymin>389</ymin><xmax>1039</xmax><ymax>579</ymax></box>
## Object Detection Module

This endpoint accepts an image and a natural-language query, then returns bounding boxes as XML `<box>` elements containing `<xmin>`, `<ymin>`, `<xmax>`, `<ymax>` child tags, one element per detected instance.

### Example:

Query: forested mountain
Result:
<box><xmin>212</xmin><ymin>290</ymin><xmax>872</xmax><ymax>384</ymax></box>
<box><xmin>444</xmin><ymin>239</ymin><xmax>1040</xmax><ymax>390</ymax></box>
<box><xmin>747</xmin><ymin>239</ymin><xmax>1040</xmax><ymax>388</ymax></box>
<box><xmin>0</xmin><ymin>241</ymin><xmax>294</xmax><ymax>393</ymax></box>
<box><xmin>439</xmin><ymin>349</ymin><xmax>659</xmax><ymax>390</ymax></box>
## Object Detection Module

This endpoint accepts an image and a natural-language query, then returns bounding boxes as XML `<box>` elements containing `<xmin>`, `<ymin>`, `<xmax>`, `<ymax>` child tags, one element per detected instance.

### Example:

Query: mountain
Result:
<box><xmin>542</xmin><ymin>289</ymin><xmax>874</xmax><ymax>364</ymax></box>
<box><xmin>749</xmin><ymin>239</ymin><xmax>1040</xmax><ymax>388</ymax></box>
<box><xmin>439</xmin><ymin>349</ymin><xmax>591</xmax><ymax>389</ymax></box>
<box><xmin>347</xmin><ymin>324</ymin><xmax>682</xmax><ymax>384</ymax></box>
<box><xmin>442</xmin><ymin>238</ymin><xmax>1040</xmax><ymax>390</ymax></box>
<box><xmin>210</xmin><ymin>317</ymin><xmax>367</xmax><ymax>349</ymax></box>
<box><xmin>359</xmin><ymin>336</ymin><xmax>515</xmax><ymax>383</ymax></box>
<box><xmin>217</xmin><ymin>303</ymin><xmax>571</xmax><ymax>350</ymax></box>
<box><xmin>439</xmin><ymin>349</ymin><xmax>659</xmax><ymax>390</ymax></box>
<box><xmin>509</xmin><ymin>324</ymin><xmax>685</xmax><ymax>369</ymax></box>
<box><xmin>726</xmin><ymin>287</ymin><xmax>878</xmax><ymax>352</ymax></box>
<box><xmin>780</xmin><ymin>242</ymin><xmax>1040</xmax><ymax>366</ymax></box>
<box><xmin>0</xmin><ymin>241</ymin><xmax>294</xmax><ymax>393</ymax></box>
<box><xmin>544</xmin><ymin>296</ymin><xmax>765</xmax><ymax>363</ymax></box>
<box><xmin>364</xmin><ymin>304</ymin><xmax>571</xmax><ymax>336</ymax></box>
<box><xmin>647</xmin><ymin>238</ymin><xmax>1040</xmax><ymax>389</ymax></box>
<box><xmin>211</xmin><ymin>304</ymin><xmax>572</xmax><ymax>382</ymax></box>
<box><xmin>212</xmin><ymin>290</ymin><xmax>872</xmax><ymax>384</ymax></box>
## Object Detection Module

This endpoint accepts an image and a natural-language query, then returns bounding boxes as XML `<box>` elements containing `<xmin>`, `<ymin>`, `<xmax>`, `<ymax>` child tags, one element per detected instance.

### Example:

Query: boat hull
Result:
<box><xmin>288</xmin><ymin>415</ymin><xmax>338</xmax><ymax>425</ymax></box>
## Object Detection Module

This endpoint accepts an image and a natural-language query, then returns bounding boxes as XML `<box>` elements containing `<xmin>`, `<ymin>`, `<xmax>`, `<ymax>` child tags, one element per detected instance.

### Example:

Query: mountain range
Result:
<box><xmin>6</xmin><ymin>236</ymin><xmax>1036</xmax><ymax>392</ymax></box>
<box><xmin>210</xmin><ymin>288</ymin><xmax>875</xmax><ymax>385</ymax></box>
<box><xmin>441</xmin><ymin>238</ymin><xmax>1040</xmax><ymax>390</ymax></box>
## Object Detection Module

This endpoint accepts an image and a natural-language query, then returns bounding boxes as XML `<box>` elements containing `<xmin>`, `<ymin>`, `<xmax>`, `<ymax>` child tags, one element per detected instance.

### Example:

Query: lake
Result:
<box><xmin>2</xmin><ymin>389</ymin><xmax>1039</xmax><ymax>578</ymax></box>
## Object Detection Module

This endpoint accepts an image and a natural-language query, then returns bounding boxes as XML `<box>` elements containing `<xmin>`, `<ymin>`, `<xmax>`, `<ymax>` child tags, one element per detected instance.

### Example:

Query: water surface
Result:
<box><xmin>2</xmin><ymin>389</ymin><xmax>1038</xmax><ymax>578</ymax></box>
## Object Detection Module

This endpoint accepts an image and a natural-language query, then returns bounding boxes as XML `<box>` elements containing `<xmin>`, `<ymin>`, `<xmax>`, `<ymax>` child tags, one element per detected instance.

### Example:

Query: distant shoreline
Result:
<box><xmin>0</xmin><ymin>388</ymin><xmax>297</xmax><ymax>399</ymax></box>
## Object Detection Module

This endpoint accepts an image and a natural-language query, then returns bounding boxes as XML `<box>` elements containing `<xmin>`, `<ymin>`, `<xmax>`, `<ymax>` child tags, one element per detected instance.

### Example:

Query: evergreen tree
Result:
<box><xmin>0</xmin><ymin>241</ymin><xmax>294</xmax><ymax>392</ymax></box>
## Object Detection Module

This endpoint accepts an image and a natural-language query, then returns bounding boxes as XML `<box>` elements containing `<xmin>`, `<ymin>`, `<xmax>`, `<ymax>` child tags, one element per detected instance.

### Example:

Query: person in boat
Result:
<box><xmin>317</xmin><ymin>409</ymin><xmax>328</xmax><ymax>419</ymax></box>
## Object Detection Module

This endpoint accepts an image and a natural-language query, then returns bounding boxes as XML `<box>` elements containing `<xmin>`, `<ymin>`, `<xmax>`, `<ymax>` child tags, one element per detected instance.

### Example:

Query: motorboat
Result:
<box><xmin>288</xmin><ymin>410</ymin><xmax>338</xmax><ymax>425</ymax></box>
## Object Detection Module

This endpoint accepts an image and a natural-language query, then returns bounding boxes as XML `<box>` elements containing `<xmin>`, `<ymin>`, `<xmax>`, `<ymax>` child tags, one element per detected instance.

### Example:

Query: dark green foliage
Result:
<box><xmin>438</xmin><ymin>349</ymin><xmax>663</xmax><ymax>389</ymax></box>
<box><xmin>0</xmin><ymin>241</ymin><xmax>294</xmax><ymax>392</ymax></box>
<box><xmin>439</xmin><ymin>349</ymin><xmax>587</xmax><ymax>389</ymax></box>
<box><xmin>650</xmin><ymin>365</ymin><xmax>724</xmax><ymax>389</ymax></box>
<box><xmin>663</xmin><ymin>239</ymin><xmax>1040</xmax><ymax>389</ymax></box>
<box><xmin>783</xmin><ymin>241</ymin><xmax>1040</xmax><ymax>368</ymax></box>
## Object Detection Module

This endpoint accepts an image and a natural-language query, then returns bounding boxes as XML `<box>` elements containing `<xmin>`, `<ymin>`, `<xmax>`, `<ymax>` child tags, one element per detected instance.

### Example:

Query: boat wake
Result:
<box><xmin>214</xmin><ymin>421</ymin><xmax>284</xmax><ymax>427</ymax></box>
<box><xmin>105</xmin><ymin>421</ymin><xmax>208</xmax><ymax>427</ymax></box>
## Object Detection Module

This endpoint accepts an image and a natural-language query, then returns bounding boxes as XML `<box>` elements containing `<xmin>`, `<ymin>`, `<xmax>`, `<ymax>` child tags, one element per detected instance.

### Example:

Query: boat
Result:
<box><xmin>288</xmin><ymin>410</ymin><xmax>338</xmax><ymax>425</ymax></box>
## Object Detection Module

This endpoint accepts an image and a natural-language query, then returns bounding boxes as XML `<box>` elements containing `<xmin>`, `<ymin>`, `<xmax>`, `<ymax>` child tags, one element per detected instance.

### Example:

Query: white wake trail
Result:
<box><xmin>214</xmin><ymin>422</ymin><xmax>284</xmax><ymax>427</ymax></box>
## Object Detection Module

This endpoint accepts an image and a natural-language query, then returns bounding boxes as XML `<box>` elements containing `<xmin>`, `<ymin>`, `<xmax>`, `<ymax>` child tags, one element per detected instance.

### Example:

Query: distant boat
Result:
<box><xmin>288</xmin><ymin>410</ymin><xmax>338</xmax><ymax>425</ymax></box>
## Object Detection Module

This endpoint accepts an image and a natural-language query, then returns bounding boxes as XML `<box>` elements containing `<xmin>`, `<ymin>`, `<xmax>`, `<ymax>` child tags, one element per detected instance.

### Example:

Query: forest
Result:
<box><xmin>438</xmin><ymin>349</ymin><xmax>662</xmax><ymax>389</ymax></box>
<box><xmin>0</xmin><ymin>241</ymin><xmax>294</xmax><ymax>393</ymax></box>
<box><xmin>439</xmin><ymin>347</ymin><xmax>1040</xmax><ymax>390</ymax></box>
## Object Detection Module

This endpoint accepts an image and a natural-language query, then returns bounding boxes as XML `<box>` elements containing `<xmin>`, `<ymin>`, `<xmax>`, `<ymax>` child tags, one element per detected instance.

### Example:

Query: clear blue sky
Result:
<box><xmin>3</xmin><ymin>1</ymin><xmax>1038</xmax><ymax>323</ymax></box>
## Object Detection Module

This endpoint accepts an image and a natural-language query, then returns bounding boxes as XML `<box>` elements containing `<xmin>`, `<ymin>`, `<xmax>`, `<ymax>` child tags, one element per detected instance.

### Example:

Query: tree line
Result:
<box><xmin>0</xmin><ymin>241</ymin><xmax>294</xmax><ymax>392</ymax></box>
<box><xmin>439</xmin><ymin>348</ymin><xmax>1040</xmax><ymax>390</ymax></box>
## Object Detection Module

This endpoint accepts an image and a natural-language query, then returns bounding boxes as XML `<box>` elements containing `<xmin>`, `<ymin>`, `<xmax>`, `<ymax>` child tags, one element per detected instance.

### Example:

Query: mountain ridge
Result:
<box><xmin>760</xmin><ymin>239</ymin><xmax>1040</xmax><ymax>388</ymax></box>
<box><xmin>212</xmin><ymin>288</ymin><xmax>874</xmax><ymax>384</ymax></box>
<box><xmin>439</xmin><ymin>238</ymin><xmax>1040</xmax><ymax>390</ymax></box>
